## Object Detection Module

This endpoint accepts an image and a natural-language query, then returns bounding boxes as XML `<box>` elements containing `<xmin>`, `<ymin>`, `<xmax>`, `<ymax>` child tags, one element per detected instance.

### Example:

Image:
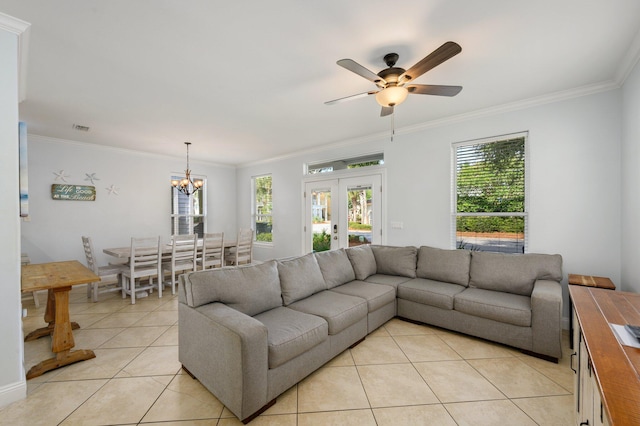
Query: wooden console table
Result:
<box><xmin>570</xmin><ymin>285</ymin><xmax>640</xmax><ymax>425</ymax></box>
<box><xmin>21</xmin><ymin>260</ymin><xmax>99</xmax><ymax>379</ymax></box>
<box><xmin>568</xmin><ymin>274</ymin><xmax>616</xmax><ymax>350</ymax></box>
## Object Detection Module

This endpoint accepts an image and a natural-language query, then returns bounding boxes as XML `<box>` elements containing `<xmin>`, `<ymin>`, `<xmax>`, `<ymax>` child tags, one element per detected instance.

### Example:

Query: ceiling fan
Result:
<box><xmin>326</xmin><ymin>41</ymin><xmax>463</xmax><ymax>117</ymax></box>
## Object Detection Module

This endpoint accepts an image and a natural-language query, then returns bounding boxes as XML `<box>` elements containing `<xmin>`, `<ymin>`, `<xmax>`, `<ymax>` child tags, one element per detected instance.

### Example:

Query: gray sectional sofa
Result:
<box><xmin>178</xmin><ymin>244</ymin><xmax>563</xmax><ymax>423</ymax></box>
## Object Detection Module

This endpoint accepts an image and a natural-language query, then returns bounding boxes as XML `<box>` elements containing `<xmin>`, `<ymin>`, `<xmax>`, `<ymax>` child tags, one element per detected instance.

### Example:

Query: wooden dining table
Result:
<box><xmin>21</xmin><ymin>260</ymin><xmax>99</xmax><ymax>379</ymax></box>
<box><xmin>103</xmin><ymin>239</ymin><xmax>236</xmax><ymax>259</ymax></box>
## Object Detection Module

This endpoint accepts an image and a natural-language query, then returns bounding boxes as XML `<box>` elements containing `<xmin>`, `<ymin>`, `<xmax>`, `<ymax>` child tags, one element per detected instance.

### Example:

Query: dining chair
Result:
<box><xmin>226</xmin><ymin>228</ymin><xmax>254</xmax><ymax>266</ymax></box>
<box><xmin>81</xmin><ymin>236</ymin><xmax>126</xmax><ymax>302</ymax></box>
<box><xmin>121</xmin><ymin>236</ymin><xmax>162</xmax><ymax>304</ymax></box>
<box><xmin>162</xmin><ymin>234</ymin><xmax>198</xmax><ymax>295</ymax></box>
<box><xmin>197</xmin><ymin>232</ymin><xmax>224</xmax><ymax>270</ymax></box>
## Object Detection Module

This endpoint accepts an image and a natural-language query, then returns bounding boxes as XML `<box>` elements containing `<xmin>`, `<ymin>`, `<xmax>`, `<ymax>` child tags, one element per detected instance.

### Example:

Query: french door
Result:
<box><xmin>304</xmin><ymin>174</ymin><xmax>382</xmax><ymax>253</ymax></box>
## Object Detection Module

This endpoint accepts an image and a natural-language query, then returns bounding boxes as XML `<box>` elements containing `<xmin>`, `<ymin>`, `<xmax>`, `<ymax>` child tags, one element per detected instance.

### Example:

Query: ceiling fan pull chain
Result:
<box><xmin>391</xmin><ymin>112</ymin><xmax>395</xmax><ymax>142</ymax></box>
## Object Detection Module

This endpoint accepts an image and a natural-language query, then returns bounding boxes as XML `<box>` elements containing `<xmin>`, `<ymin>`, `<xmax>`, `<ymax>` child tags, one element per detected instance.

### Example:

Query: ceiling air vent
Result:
<box><xmin>72</xmin><ymin>124</ymin><xmax>90</xmax><ymax>132</ymax></box>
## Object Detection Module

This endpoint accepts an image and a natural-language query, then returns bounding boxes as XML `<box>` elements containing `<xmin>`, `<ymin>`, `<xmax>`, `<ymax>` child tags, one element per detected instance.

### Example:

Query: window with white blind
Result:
<box><xmin>253</xmin><ymin>175</ymin><xmax>273</xmax><ymax>243</ymax></box>
<box><xmin>171</xmin><ymin>175</ymin><xmax>206</xmax><ymax>238</ymax></box>
<box><xmin>453</xmin><ymin>132</ymin><xmax>528</xmax><ymax>253</ymax></box>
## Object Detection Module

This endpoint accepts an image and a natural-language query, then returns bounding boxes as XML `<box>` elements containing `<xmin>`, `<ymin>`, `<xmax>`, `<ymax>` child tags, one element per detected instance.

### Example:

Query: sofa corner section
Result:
<box><xmin>178</xmin><ymin>300</ymin><xmax>269</xmax><ymax>421</ymax></box>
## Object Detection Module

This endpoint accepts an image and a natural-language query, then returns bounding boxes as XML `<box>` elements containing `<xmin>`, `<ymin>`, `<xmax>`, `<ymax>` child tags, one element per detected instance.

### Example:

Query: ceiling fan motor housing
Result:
<box><xmin>377</xmin><ymin>67</ymin><xmax>405</xmax><ymax>87</ymax></box>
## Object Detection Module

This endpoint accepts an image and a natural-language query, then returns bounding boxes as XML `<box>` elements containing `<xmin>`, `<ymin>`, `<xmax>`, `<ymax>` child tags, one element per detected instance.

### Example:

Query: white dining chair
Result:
<box><xmin>226</xmin><ymin>228</ymin><xmax>253</xmax><ymax>266</ymax></box>
<box><xmin>197</xmin><ymin>232</ymin><xmax>224</xmax><ymax>270</ymax></box>
<box><xmin>162</xmin><ymin>234</ymin><xmax>198</xmax><ymax>294</ymax></box>
<box><xmin>121</xmin><ymin>236</ymin><xmax>162</xmax><ymax>304</ymax></box>
<box><xmin>82</xmin><ymin>236</ymin><xmax>126</xmax><ymax>302</ymax></box>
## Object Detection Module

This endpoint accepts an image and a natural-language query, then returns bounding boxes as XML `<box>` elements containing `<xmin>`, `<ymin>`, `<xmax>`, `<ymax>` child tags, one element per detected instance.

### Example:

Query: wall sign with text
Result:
<box><xmin>51</xmin><ymin>184</ymin><xmax>96</xmax><ymax>201</ymax></box>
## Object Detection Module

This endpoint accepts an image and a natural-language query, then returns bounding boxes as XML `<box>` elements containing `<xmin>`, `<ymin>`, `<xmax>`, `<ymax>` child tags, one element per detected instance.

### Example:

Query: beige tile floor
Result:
<box><xmin>2</xmin><ymin>286</ymin><xmax>575</xmax><ymax>425</ymax></box>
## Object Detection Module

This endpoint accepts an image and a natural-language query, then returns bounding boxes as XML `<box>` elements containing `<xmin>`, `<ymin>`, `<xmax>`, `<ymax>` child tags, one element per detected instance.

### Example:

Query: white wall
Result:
<box><xmin>238</xmin><ymin>89</ymin><xmax>623</xmax><ymax>321</ymax></box>
<box><xmin>21</xmin><ymin>136</ymin><xmax>237</xmax><ymax>267</ymax></box>
<box><xmin>622</xmin><ymin>59</ymin><xmax>640</xmax><ymax>293</ymax></box>
<box><xmin>0</xmin><ymin>22</ymin><xmax>26</xmax><ymax>407</ymax></box>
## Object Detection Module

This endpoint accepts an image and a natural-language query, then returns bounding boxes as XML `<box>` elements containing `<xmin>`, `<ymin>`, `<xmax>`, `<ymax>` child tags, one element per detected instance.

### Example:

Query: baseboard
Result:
<box><xmin>0</xmin><ymin>379</ymin><xmax>26</xmax><ymax>409</ymax></box>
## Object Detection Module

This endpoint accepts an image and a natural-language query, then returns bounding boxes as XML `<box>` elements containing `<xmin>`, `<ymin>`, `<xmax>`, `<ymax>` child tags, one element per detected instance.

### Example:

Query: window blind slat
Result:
<box><xmin>453</xmin><ymin>134</ymin><xmax>527</xmax><ymax>253</ymax></box>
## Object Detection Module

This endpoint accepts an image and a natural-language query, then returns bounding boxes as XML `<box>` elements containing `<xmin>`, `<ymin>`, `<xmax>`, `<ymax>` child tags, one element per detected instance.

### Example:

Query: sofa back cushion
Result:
<box><xmin>315</xmin><ymin>248</ymin><xmax>356</xmax><ymax>289</ymax></box>
<box><xmin>371</xmin><ymin>245</ymin><xmax>418</xmax><ymax>278</ymax></box>
<box><xmin>182</xmin><ymin>260</ymin><xmax>282</xmax><ymax>316</ymax></box>
<box><xmin>417</xmin><ymin>246</ymin><xmax>470</xmax><ymax>286</ymax></box>
<box><xmin>278</xmin><ymin>253</ymin><xmax>327</xmax><ymax>305</ymax></box>
<box><xmin>346</xmin><ymin>245</ymin><xmax>377</xmax><ymax>280</ymax></box>
<box><xmin>469</xmin><ymin>251</ymin><xmax>563</xmax><ymax>296</ymax></box>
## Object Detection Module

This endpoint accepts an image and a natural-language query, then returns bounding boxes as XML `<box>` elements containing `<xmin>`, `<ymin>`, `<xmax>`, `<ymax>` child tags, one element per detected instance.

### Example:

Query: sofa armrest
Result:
<box><xmin>178</xmin><ymin>301</ymin><xmax>268</xmax><ymax>421</ymax></box>
<box><xmin>531</xmin><ymin>279</ymin><xmax>563</xmax><ymax>359</ymax></box>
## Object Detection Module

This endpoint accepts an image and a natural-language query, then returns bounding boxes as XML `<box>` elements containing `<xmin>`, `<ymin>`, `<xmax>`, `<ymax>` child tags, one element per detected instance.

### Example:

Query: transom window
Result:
<box><xmin>307</xmin><ymin>153</ymin><xmax>384</xmax><ymax>174</ymax></box>
<box><xmin>453</xmin><ymin>132</ymin><xmax>528</xmax><ymax>253</ymax></box>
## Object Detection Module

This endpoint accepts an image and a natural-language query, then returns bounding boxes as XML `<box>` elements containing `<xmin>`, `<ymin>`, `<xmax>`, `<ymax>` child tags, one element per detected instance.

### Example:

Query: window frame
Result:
<box><xmin>306</xmin><ymin>153</ymin><xmax>384</xmax><ymax>175</ymax></box>
<box><xmin>170</xmin><ymin>173</ymin><xmax>207</xmax><ymax>237</ymax></box>
<box><xmin>252</xmin><ymin>174</ymin><xmax>273</xmax><ymax>245</ymax></box>
<box><xmin>451</xmin><ymin>132</ymin><xmax>529</xmax><ymax>253</ymax></box>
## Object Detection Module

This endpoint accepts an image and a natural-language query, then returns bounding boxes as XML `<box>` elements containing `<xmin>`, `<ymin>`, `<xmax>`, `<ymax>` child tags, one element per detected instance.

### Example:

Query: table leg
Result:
<box><xmin>25</xmin><ymin>286</ymin><xmax>95</xmax><ymax>379</ymax></box>
<box><xmin>24</xmin><ymin>288</ymin><xmax>79</xmax><ymax>342</ymax></box>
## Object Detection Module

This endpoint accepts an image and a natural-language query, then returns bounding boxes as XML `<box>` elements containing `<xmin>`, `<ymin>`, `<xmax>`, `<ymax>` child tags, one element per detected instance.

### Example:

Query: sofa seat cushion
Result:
<box><xmin>397</xmin><ymin>278</ymin><xmax>466</xmax><ymax>310</ymax></box>
<box><xmin>329</xmin><ymin>281</ymin><xmax>396</xmax><ymax>313</ymax></box>
<box><xmin>278</xmin><ymin>253</ymin><xmax>327</xmax><ymax>306</ymax></box>
<box><xmin>288</xmin><ymin>290</ymin><xmax>368</xmax><ymax>335</ymax></box>
<box><xmin>364</xmin><ymin>274</ymin><xmax>412</xmax><ymax>289</ymax></box>
<box><xmin>417</xmin><ymin>246</ymin><xmax>470</xmax><ymax>286</ymax></box>
<box><xmin>371</xmin><ymin>245</ymin><xmax>418</xmax><ymax>278</ymax></box>
<box><xmin>254</xmin><ymin>307</ymin><xmax>328</xmax><ymax>369</ymax></box>
<box><xmin>454</xmin><ymin>288</ymin><xmax>532</xmax><ymax>327</ymax></box>
<box><xmin>315</xmin><ymin>249</ymin><xmax>356</xmax><ymax>289</ymax></box>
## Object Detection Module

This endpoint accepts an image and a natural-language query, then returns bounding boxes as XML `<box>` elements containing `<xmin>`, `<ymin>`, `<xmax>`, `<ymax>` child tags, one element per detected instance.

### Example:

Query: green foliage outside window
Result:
<box><xmin>348</xmin><ymin>222</ymin><xmax>372</xmax><ymax>231</ymax></box>
<box><xmin>313</xmin><ymin>230</ymin><xmax>331</xmax><ymax>252</ymax></box>
<box><xmin>456</xmin><ymin>137</ymin><xmax>525</xmax><ymax>235</ymax></box>
<box><xmin>255</xmin><ymin>175</ymin><xmax>273</xmax><ymax>242</ymax></box>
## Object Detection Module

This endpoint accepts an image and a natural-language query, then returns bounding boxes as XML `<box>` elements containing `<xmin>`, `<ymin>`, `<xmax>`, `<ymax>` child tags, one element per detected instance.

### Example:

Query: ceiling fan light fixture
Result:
<box><xmin>375</xmin><ymin>86</ymin><xmax>409</xmax><ymax>107</ymax></box>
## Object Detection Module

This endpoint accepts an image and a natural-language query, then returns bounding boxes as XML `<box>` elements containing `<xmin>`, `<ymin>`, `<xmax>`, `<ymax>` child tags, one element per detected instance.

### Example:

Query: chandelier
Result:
<box><xmin>171</xmin><ymin>142</ymin><xmax>203</xmax><ymax>196</ymax></box>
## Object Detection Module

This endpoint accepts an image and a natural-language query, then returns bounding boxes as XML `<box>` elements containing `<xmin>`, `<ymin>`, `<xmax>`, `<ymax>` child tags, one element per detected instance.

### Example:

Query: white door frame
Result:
<box><xmin>302</xmin><ymin>168</ymin><xmax>386</xmax><ymax>253</ymax></box>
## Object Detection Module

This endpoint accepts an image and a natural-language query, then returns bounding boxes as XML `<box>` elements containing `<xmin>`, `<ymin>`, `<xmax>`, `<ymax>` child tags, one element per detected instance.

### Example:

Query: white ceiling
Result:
<box><xmin>2</xmin><ymin>1</ymin><xmax>640</xmax><ymax>166</ymax></box>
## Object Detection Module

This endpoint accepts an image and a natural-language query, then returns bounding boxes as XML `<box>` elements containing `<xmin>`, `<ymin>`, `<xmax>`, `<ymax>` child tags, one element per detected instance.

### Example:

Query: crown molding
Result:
<box><xmin>27</xmin><ymin>134</ymin><xmax>235</xmax><ymax>169</ymax></box>
<box><xmin>615</xmin><ymin>26</ymin><xmax>640</xmax><ymax>85</ymax></box>
<box><xmin>0</xmin><ymin>13</ymin><xmax>30</xmax><ymax>102</ymax></box>
<box><xmin>239</xmin><ymin>80</ymin><xmax>619</xmax><ymax>169</ymax></box>
<box><xmin>396</xmin><ymin>80</ymin><xmax>619</xmax><ymax>136</ymax></box>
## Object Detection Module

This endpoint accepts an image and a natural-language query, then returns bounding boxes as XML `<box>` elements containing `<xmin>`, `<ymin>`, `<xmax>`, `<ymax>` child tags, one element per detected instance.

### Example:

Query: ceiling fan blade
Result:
<box><xmin>337</xmin><ymin>59</ymin><xmax>386</xmax><ymax>85</ymax></box>
<box><xmin>399</xmin><ymin>41</ymin><xmax>462</xmax><ymax>84</ymax></box>
<box><xmin>407</xmin><ymin>84</ymin><xmax>462</xmax><ymax>97</ymax></box>
<box><xmin>325</xmin><ymin>91</ymin><xmax>377</xmax><ymax>105</ymax></box>
<box><xmin>380</xmin><ymin>106</ymin><xmax>394</xmax><ymax>117</ymax></box>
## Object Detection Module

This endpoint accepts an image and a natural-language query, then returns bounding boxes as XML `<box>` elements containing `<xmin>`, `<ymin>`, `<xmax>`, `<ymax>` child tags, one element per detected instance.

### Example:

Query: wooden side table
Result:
<box><xmin>568</xmin><ymin>274</ymin><xmax>616</xmax><ymax>349</ymax></box>
<box><xmin>568</xmin><ymin>274</ymin><xmax>616</xmax><ymax>290</ymax></box>
<box><xmin>21</xmin><ymin>260</ymin><xmax>100</xmax><ymax>379</ymax></box>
